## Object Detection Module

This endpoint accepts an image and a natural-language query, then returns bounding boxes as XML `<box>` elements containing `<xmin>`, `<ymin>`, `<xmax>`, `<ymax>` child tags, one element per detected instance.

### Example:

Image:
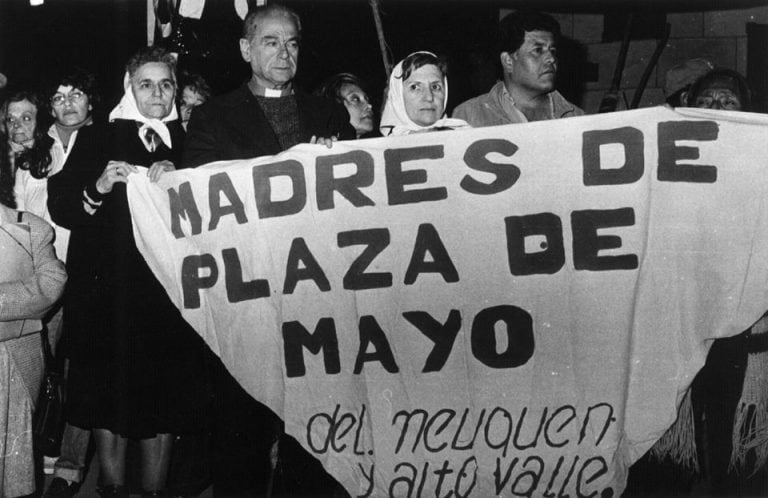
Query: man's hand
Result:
<box><xmin>96</xmin><ymin>161</ymin><xmax>138</xmax><ymax>194</ymax></box>
<box><xmin>309</xmin><ymin>135</ymin><xmax>338</xmax><ymax>149</ymax></box>
<box><xmin>147</xmin><ymin>160</ymin><xmax>176</xmax><ymax>182</ymax></box>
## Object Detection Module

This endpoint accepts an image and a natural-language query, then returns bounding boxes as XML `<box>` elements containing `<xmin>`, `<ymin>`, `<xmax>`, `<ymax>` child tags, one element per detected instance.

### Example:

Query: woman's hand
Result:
<box><xmin>309</xmin><ymin>135</ymin><xmax>338</xmax><ymax>149</ymax></box>
<box><xmin>96</xmin><ymin>161</ymin><xmax>138</xmax><ymax>194</ymax></box>
<box><xmin>147</xmin><ymin>160</ymin><xmax>175</xmax><ymax>182</ymax></box>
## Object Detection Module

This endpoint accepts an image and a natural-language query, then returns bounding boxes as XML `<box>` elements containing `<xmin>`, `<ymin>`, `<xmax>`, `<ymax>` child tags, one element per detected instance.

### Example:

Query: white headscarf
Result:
<box><xmin>108</xmin><ymin>71</ymin><xmax>178</xmax><ymax>151</ymax></box>
<box><xmin>379</xmin><ymin>51</ymin><xmax>469</xmax><ymax>137</ymax></box>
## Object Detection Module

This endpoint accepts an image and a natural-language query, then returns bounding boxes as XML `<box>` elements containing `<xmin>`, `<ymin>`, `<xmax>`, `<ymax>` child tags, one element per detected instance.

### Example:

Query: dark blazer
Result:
<box><xmin>183</xmin><ymin>84</ymin><xmax>355</xmax><ymax>168</ymax></box>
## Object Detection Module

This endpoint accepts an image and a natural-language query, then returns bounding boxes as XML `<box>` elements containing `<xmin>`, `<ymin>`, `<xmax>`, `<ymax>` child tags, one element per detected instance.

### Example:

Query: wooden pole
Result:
<box><xmin>598</xmin><ymin>12</ymin><xmax>634</xmax><ymax>113</ymax></box>
<box><xmin>369</xmin><ymin>0</ymin><xmax>392</xmax><ymax>78</ymax></box>
<box><xmin>630</xmin><ymin>23</ymin><xmax>671</xmax><ymax>109</ymax></box>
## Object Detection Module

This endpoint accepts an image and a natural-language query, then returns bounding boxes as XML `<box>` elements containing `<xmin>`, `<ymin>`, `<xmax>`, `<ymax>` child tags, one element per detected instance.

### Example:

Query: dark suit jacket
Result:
<box><xmin>183</xmin><ymin>84</ymin><xmax>355</xmax><ymax>168</ymax></box>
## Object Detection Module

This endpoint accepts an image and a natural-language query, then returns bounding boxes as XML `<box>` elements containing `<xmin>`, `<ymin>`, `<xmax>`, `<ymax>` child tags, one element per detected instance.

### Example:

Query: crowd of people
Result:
<box><xmin>0</xmin><ymin>3</ymin><xmax>764</xmax><ymax>498</ymax></box>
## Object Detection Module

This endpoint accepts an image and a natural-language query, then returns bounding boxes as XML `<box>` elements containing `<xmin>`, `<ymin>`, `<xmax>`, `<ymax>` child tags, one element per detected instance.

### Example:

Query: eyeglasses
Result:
<box><xmin>51</xmin><ymin>90</ymin><xmax>86</xmax><ymax>107</ymax></box>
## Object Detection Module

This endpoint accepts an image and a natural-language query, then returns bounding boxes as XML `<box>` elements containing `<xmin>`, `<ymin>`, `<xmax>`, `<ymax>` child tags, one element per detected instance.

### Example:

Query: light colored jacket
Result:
<box><xmin>453</xmin><ymin>81</ymin><xmax>583</xmax><ymax>127</ymax></box>
<box><xmin>0</xmin><ymin>205</ymin><xmax>66</xmax><ymax>497</ymax></box>
<box><xmin>0</xmin><ymin>205</ymin><xmax>67</xmax><ymax>341</ymax></box>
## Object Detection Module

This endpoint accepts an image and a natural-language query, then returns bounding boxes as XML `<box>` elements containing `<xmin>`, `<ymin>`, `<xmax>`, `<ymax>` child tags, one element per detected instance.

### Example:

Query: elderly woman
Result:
<box><xmin>47</xmin><ymin>46</ymin><xmax>206</xmax><ymax>497</ymax></box>
<box><xmin>316</xmin><ymin>72</ymin><xmax>377</xmax><ymax>139</ymax></box>
<box><xmin>0</xmin><ymin>133</ymin><xmax>67</xmax><ymax>497</ymax></box>
<box><xmin>380</xmin><ymin>51</ymin><xmax>469</xmax><ymax>136</ymax></box>
<box><xmin>3</xmin><ymin>90</ymin><xmax>54</xmax><ymax>181</ymax></box>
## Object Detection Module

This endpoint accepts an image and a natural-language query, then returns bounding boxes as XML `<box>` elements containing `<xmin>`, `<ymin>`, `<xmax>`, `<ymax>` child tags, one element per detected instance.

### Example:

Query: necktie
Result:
<box><xmin>144</xmin><ymin>127</ymin><xmax>158</xmax><ymax>152</ymax></box>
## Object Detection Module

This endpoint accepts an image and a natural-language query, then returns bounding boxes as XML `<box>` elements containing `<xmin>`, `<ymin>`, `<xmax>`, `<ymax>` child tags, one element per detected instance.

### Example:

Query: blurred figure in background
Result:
<box><xmin>177</xmin><ymin>71</ymin><xmax>211</xmax><ymax>131</ymax></box>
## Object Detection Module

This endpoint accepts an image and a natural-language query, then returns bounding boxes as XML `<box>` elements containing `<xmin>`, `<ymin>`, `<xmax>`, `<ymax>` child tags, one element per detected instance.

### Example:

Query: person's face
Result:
<box><xmin>179</xmin><ymin>86</ymin><xmax>206</xmax><ymax>125</ymax></box>
<box><xmin>239</xmin><ymin>13</ymin><xmax>299</xmax><ymax>89</ymax></box>
<box><xmin>692</xmin><ymin>87</ymin><xmax>742</xmax><ymax>110</ymax></box>
<box><xmin>5</xmin><ymin>99</ymin><xmax>37</xmax><ymax>147</ymax></box>
<box><xmin>340</xmin><ymin>83</ymin><xmax>373</xmax><ymax>137</ymax></box>
<box><xmin>503</xmin><ymin>30</ymin><xmax>557</xmax><ymax>95</ymax></box>
<box><xmin>402</xmin><ymin>64</ymin><xmax>446</xmax><ymax>127</ymax></box>
<box><xmin>131</xmin><ymin>62</ymin><xmax>176</xmax><ymax>119</ymax></box>
<box><xmin>50</xmin><ymin>85</ymin><xmax>91</xmax><ymax>127</ymax></box>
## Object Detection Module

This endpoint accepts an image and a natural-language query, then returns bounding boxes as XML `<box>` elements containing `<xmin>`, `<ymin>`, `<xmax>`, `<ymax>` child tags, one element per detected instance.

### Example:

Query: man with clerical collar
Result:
<box><xmin>182</xmin><ymin>4</ymin><xmax>352</xmax><ymax>496</ymax></box>
<box><xmin>183</xmin><ymin>3</ymin><xmax>354</xmax><ymax>167</ymax></box>
<box><xmin>453</xmin><ymin>9</ymin><xmax>583</xmax><ymax>126</ymax></box>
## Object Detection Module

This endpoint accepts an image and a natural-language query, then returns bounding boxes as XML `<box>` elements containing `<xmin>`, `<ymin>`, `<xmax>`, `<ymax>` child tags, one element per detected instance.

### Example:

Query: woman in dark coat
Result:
<box><xmin>47</xmin><ymin>46</ymin><xmax>206</xmax><ymax>497</ymax></box>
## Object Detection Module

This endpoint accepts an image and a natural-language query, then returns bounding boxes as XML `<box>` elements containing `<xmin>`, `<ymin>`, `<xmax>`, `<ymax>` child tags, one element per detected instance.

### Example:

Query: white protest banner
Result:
<box><xmin>127</xmin><ymin>107</ymin><xmax>768</xmax><ymax>497</ymax></box>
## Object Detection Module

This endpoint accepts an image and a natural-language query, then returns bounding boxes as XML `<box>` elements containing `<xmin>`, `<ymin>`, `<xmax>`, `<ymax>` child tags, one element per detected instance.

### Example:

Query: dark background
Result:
<box><xmin>0</xmin><ymin>0</ymin><xmax>504</xmax><ymax>114</ymax></box>
<box><xmin>0</xmin><ymin>0</ymin><xmax>765</xmax><ymax>114</ymax></box>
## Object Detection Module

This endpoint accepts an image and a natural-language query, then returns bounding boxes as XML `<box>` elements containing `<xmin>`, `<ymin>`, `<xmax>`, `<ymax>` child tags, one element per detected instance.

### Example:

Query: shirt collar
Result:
<box><xmin>248</xmin><ymin>81</ymin><xmax>293</xmax><ymax>98</ymax></box>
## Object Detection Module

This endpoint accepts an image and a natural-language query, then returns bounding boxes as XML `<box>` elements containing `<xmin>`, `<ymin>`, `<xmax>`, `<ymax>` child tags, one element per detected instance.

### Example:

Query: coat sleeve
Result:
<box><xmin>47</xmin><ymin>126</ymin><xmax>111</xmax><ymax>229</ymax></box>
<box><xmin>183</xmin><ymin>103</ymin><xmax>221</xmax><ymax>168</ymax></box>
<box><xmin>0</xmin><ymin>215</ymin><xmax>66</xmax><ymax>321</ymax></box>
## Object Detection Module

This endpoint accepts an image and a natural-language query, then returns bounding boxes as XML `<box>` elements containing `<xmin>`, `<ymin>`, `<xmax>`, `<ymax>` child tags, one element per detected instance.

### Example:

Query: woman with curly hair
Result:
<box><xmin>2</xmin><ymin>90</ymin><xmax>53</xmax><ymax>181</ymax></box>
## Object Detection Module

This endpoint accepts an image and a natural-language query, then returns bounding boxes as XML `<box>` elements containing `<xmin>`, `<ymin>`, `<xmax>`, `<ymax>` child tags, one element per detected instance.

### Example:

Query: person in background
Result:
<box><xmin>14</xmin><ymin>73</ymin><xmax>98</xmax><ymax>346</ymax></box>
<box><xmin>3</xmin><ymin>91</ymin><xmax>60</xmax><ymax>347</ymax></box>
<box><xmin>3</xmin><ymin>90</ymin><xmax>53</xmax><ymax>184</ymax></box>
<box><xmin>0</xmin><ymin>126</ymin><xmax>67</xmax><ymax>497</ymax></box>
<box><xmin>663</xmin><ymin>58</ymin><xmax>714</xmax><ymax>108</ymax></box>
<box><xmin>316</xmin><ymin>72</ymin><xmax>377</xmax><ymax>138</ymax></box>
<box><xmin>41</xmin><ymin>68</ymin><xmax>100</xmax><ymax>498</ymax></box>
<box><xmin>629</xmin><ymin>69</ymin><xmax>764</xmax><ymax>498</ymax></box>
<box><xmin>685</xmin><ymin>67</ymin><xmax>766</xmax><ymax>496</ymax></box>
<box><xmin>177</xmin><ymin>71</ymin><xmax>211</xmax><ymax>131</ymax></box>
<box><xmin>47</xmin><ymin>46</ymin><xmax>207</xmax><ymax>498</ymax></box>
<box><xmin>452</xmin><ymin>9</ymin><xmax>582</xmax><ymax>126</ymax></box>
<box><xmin>379</xmin><ymin>51</ymin><xmax>469</xmax><ymax>136</ymax></box>
<box><xmin>684</xmin><ymin>68</ymin><xmax>752</xmax><ymax>111</ymax></box>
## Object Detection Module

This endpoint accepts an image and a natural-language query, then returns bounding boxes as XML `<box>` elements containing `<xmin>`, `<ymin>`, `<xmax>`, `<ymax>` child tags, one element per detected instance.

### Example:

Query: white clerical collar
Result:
<box><xmin>250</xmin><ymin>83</ymin><xmax>293</xmax><ymax>98</ymax></box>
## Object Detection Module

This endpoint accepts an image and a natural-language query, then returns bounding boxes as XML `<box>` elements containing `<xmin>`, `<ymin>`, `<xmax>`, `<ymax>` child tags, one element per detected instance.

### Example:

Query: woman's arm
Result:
<box><xmin>47</xmin><ymin>125</ymin><xmax>122</xmax><ymax>229</ymax></box>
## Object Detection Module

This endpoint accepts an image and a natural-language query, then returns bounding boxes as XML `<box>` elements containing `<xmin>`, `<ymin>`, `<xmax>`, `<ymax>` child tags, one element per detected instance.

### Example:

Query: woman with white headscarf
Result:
<box><xmin>48</xmin><ymin>46</ymin><xmax>207</xmax><ymax>497</ymax></box>
<box><xmin>380</xmin><ymin>51</ymin><xmax>469</xmax><ymax>136</ymax></box>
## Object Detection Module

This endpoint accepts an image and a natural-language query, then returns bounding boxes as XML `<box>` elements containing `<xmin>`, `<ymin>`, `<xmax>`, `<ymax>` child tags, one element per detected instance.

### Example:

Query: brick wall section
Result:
<box><xmin>501</xmin><ymin>7</ymin><xmax>768</xmax><ymax>113</ymax></box>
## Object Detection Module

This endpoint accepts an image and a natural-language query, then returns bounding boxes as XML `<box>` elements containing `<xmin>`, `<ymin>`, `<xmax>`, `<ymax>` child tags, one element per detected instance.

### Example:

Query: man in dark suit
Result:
<box><xmin>183</xmin><ymin>3</ymin><xmax>354</xmax><ymax>167</ymax></box>
<box><xmin>183</xmin><ymin>4</ymin><xmax>353</xmax><ymax>497</ymax></box>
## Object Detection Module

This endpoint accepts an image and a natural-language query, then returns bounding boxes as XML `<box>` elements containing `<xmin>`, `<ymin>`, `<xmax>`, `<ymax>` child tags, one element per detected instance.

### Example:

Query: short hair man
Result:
<box><xmin>453</xmin><ymin>9</ymin><xmax>583</xmax><ymax>126</ymax></box>
<box><xmin>182</xmin><ymin>4</ymin><xmax>351</xmax><ymax>496</ymax></box>
<box><xmin>184</xmin><ymin>3</ymin><xmax>354</xmax><ymax>167</ymax></box>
